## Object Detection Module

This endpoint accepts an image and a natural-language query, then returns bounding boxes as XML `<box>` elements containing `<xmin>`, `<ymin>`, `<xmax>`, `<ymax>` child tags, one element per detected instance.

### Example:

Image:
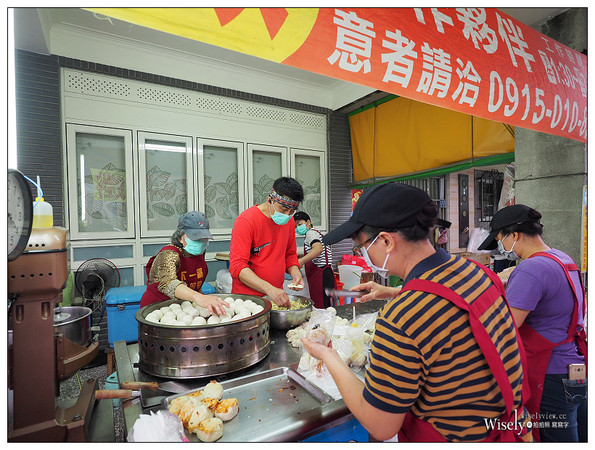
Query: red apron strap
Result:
<box><xmin>529</xmin><ymin>252</ymin><xmax>586</xmax><ymax>350</ymax></box>
<box><xmin>404</xmin><ymin>277</ymin><xmax>516</xmax><ymax>415</ymax></box>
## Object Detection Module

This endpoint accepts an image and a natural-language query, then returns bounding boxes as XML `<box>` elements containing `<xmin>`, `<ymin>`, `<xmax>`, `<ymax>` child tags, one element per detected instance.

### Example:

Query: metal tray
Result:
<box><xmin>162</xmin><ymin>367</ymin><xmax>333</xmax><ymax>442</ymax></box>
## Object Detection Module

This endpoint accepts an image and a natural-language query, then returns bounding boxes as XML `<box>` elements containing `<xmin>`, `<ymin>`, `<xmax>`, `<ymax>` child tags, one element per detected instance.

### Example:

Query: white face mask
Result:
<box><xmin>497</xmin><ymin>234</ymin><xmax>520</xmax><ymax>261</ymax></box>
<box><xmin>360</xmin><ymin>235</ymin><xmax>390</xmax><ymax>278</ymax></box>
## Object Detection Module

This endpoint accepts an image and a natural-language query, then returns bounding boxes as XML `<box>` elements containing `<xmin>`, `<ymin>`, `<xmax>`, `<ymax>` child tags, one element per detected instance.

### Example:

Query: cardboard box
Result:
<box><xmin>458</xmin><ymin>252</ymin><xmax>491</xmax><ymax>266</ymax></box>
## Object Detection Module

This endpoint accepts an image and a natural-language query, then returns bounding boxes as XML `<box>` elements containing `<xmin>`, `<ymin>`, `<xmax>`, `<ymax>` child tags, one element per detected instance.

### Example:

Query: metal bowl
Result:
<box><xmin>269</xmin><ymin>295</ymin><xmax>312</xmax><ymax>330</ymax></box>
<box><xmin>54</xmin><ymin>306</ymin><xmax>93</xmax><ymax>347</ymax></box>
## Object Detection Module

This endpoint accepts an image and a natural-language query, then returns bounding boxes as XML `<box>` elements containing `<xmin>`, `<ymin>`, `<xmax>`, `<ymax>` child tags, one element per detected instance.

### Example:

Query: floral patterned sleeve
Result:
<box><xmin>148</xmin><ymin>249</ymin><xmax>185</xmax><ymax>298</ymax></box>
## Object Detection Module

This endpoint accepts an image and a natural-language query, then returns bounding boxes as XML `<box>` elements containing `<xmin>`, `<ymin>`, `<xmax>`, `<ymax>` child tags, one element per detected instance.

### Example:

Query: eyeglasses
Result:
<box><xmin>272</xmin><ymin>201</ymin><xmax>297</xmax><ymax>216</ymax></box>
<box><xmin>352</xmin><ymin>233</ymin><xmax>379</xmax><ymax>256</ymax></box>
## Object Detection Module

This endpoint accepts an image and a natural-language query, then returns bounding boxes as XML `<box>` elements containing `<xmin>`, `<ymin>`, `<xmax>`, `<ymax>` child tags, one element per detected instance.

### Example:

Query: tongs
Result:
<box><xmin>324</xmin><ymin>288</ymin><xmax>366</xmax><ymax>298</ymax></box>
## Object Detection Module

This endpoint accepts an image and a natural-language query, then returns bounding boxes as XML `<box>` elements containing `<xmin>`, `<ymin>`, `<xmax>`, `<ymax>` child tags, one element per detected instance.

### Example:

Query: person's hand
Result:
<box><xmin>266</xmin><ymin>286</ymin><xmax>291</xmax><ymax>307</ymax></box>
<box><xmin>351</xmin><ymin>281</ymin><xmax>401</xmax><ymax>302</ymax></box>
<box><xmin>301</xmin><ymin>337</ymin><xmax>336</xmax><ymax>362</ymax></box>
<box><xmin>193</xmin><ymin>295</ymin><xmax>229</xmax><ymax>316</ymax></box>
<box><xmin>288</xmin><ymin>274</ymin><xmax>305</xmax><ymax>291</ymax></box>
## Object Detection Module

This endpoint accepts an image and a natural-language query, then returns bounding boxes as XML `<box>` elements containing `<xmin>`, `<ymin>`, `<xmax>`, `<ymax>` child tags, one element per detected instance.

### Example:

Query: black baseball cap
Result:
<box><xmin>322</xmin><ymin>183</ymin><xmax>432</xmax><ymax>245</ymax></box>
<box><xmin>477</xmin><ymin>204</ymin><xmax>534</xmax><ymax>250</ymax></box>
<box><xmin>178</xmin><ymin>211</ymin><xmax>213</xmax><ymax>240</ymax></box>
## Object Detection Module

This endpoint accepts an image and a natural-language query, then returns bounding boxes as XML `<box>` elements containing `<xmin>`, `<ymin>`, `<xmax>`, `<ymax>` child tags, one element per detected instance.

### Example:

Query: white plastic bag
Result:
<box><xmin>467</xmin><ymin>228</ymin><xmax>491</xmax><ymax>253</ymax></box>
<box><xmin>127</xmin><ymin>410</ymin><xmax>189</xmax><ymax>442</ymax></box>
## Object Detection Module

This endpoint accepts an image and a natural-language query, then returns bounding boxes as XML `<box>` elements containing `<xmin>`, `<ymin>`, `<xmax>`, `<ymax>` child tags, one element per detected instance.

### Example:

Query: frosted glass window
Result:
<box><xmin>252</xmin><ymin>150</ymin><xmax>282</xmax><ymax>205</ymax></box>
<box><xmin>117</xmin><ymin>267</ymin><xmax>135</xmax><ymax>287</ymax></box>
<box><xmin>144</xmin><ymin>139</ymin><xmax>189</xmax><ymax>230</ymax></box>
<box><xmin>143</xmin><ymin>243</ymin><xmax>169</xmax><ymax>257</ymax></box>
<box><xmin>295</xmin><ymin>154</ymin><xmax>322</xmax><ymax>225</ymax></box>
<box><xmin>203</xmin><ymin>145</ymin><xmax>239</xmax><ymax>229</ymax></box>
<box><xmin>75</xmin><ymin>133</ymin><xmax>129</xmax><ymax>233</ymax></box>
<box><xmin>73</xmin><ymin>245</ymin><xmax>134</xmax><ymax>261</ymax></box>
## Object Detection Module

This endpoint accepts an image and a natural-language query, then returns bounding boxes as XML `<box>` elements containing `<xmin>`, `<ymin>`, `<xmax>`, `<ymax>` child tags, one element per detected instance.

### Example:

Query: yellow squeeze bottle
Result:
<box><xmin>32</xmin><ymin>176</ymin><xmax>53</xmax><ymax>227</ymax></box>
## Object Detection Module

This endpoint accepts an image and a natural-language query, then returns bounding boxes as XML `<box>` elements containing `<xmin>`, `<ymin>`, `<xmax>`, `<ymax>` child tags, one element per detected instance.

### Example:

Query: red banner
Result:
<box><xmin>283</xmin><ymin>8</ymin><xmax>587</xmax><ymax>143</ymax></box>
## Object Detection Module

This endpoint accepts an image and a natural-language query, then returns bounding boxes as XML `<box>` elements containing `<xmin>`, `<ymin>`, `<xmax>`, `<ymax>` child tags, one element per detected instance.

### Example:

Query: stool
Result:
<box><xmin>105</xmin><ymin>348</ymin><xmax>115</xmax><ymax>375</ymax></box>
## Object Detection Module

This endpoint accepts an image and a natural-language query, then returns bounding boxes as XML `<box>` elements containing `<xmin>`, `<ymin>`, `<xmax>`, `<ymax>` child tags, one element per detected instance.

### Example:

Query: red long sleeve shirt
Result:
<box><xmin>229</xmin><ymin>205</ymin><xmax>299</xmax><ymax>296</ymax></box>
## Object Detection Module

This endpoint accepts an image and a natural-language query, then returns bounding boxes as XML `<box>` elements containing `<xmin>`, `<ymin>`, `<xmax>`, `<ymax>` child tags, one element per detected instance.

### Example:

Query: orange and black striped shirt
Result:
<box><xmin>363</xmin><ymin>250</ymin><xmax>530</xmax><ymax>442</ymax></box>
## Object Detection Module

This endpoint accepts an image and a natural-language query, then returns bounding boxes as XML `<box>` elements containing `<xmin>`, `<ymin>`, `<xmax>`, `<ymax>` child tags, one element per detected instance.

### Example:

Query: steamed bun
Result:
<box><xmin>215</xmin><ymin>398</ymin><xmax>239</xmax><ymax>421</ymax></box>
<box><xmin>186</xmin><ymin>404</ymin><xmax>213</xmax><ymax>434</ymax></box>
<box><xmin>195</xmin><ymin>417</ymin><xmax>223</xmax><ymax>442</ymax></box>
<box><xmin>191</xmin><ymin>316</ymin><xmax>207</xmax><ymax>326</ymax></box>
<box><xmin>202</xmin><ymin>380</ymin><xmax>224</xmax><ymax>400</ymax></box>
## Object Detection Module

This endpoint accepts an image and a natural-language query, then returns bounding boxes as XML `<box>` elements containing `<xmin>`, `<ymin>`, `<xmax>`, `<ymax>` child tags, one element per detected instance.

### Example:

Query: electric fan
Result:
<box><xmin>74</xmin><ymin>257</ymin><xmax>121</xmax><ymax>310</ymax></box>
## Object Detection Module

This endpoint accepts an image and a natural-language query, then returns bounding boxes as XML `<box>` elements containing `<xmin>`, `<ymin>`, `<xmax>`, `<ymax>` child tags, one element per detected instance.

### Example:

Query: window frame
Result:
<box><xmin>137</xmin><ymin>131</ymin><xmax>195</xmax><ymax>238</ymax></box>
<box><xmin>246</xmin><ymin>143</ymin><xmax>289</xmax><ymax>207</ymax></box>
<box><xmin>197</xmin><ymin>138</ymin><xmax>246</xmax><ymax>236</ymax></box>
<box><xmin>290</xmin><ymin>147</ymin><xmax>328</xmax><ymax>231</ymax></box>
<box><xmin>66</xmin><ymin>123</ymin><xmax>136</xmax><ymax>240</ymax></box>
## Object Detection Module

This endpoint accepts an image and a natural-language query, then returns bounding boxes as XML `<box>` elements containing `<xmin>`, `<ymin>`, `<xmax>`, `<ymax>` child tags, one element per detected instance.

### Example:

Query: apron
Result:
<box><xmin>397</xmin><ymin>262</ymin><xmax>530</xmax><ymax>442</ymax></box>
<box><xmin>518</xmin><ymin>252</ymin><xmax>587</xmax><ymax>441</ymax></box>
<box><xmin>304</xmin><ymin>229</ymin><xmax>334</xmax><ymax>309</ymax></box>
<box><xmin>140</xmin><ymin>245</ymin><xmax>208</xmax><ymax>308</ymax></box>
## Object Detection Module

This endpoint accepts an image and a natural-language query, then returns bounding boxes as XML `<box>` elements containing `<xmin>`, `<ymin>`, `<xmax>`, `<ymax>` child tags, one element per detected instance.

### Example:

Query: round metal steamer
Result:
<box><xmin>136</xmin><ymin>295</ymin><xmax>271</xmax><ymax>379</ymax></box>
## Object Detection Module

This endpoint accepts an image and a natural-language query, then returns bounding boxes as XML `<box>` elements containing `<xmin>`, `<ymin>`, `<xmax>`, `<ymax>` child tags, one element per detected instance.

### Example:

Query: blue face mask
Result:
<box><xmin>497</xmin><ymin>234</ymin><xmax>519</xmax><ymax>261</ymax></box>
<box><xmin>296</xmin><ymin>224</ymin><xmax>308</xmax><ymax>235</ymax></box>
<box><xmin>184</xmin><ymin>237</ymin><xmax>209</xmax><ymax>255</ymax></box>
<box><xmin>269</xmin><ymin>202</ymin><xmax>293</xmax><ymax>226</ymax></box>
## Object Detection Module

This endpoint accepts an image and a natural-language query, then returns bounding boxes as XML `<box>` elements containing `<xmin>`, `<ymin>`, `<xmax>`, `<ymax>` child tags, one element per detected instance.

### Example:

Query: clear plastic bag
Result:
<box><xmin>301</xmin><ymin>308</ymin><xmax>337</xmax><ymax>374</ymax></box>
<box><xmin>498</xmin><ymin>163</ymin><xmax>516</xmax><ymax>210</ymax></box>
<box><xmin>332</xmin><ymin>337</ymin><xmax>353</xmax><ymax>366</ymax></box>
<box><xmin>354</xmin><ymin>312</ymin><xmax>378</xmax><ymax>333</ymax></box>
<box><xmin>305</xmin><ymin>308</ymin><xmax>336</xmax><ymax>346</ymax></box>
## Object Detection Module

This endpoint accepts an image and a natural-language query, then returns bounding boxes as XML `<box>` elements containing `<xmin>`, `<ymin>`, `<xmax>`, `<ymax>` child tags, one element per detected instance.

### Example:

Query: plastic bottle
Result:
<box><xmin>32</xmin><ymin>176</ymin><xmax>53</xmax><ymax>227</ymax></box>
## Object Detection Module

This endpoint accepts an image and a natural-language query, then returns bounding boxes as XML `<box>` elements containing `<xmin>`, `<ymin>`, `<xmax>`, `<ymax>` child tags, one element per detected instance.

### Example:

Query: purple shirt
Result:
<box><xmin>506</xmin><ymin>249</ymin><xmax>585</xmax><ymax>374</ymax></box>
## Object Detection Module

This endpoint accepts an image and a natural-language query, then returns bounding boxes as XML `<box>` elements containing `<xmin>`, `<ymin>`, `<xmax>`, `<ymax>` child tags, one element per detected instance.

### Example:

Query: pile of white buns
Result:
<box><xmin>168</xmin><ymin>380</ymin><xmax>238</xmax><ymax>442</ymax></box>
<box><xmin>145</xmin><ymin>298</ymin><xmax>264</xmax><ymax>326</ymax></box>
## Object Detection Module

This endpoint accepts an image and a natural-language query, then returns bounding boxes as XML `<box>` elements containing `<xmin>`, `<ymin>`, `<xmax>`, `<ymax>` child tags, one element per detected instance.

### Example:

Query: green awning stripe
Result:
<box><xmin>348</xmin><ymin>94</ymin><xmax>398</xmax><ymax>117</ymax></box>
<box><xmin>350</xmin><ymin>153</ymin><xmax>515</xmax><ymax>189</ymax></box>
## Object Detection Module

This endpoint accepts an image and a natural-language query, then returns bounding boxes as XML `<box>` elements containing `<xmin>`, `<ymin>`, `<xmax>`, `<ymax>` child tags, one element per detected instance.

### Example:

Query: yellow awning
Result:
<box><xmin>350</xmin><ymin>97</ymin><xmax>514</xmax><ymax>183</ymax></box>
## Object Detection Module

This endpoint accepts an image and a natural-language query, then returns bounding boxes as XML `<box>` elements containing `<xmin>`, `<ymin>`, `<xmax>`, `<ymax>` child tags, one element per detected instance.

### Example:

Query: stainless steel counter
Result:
<box><xmin>113</xmin><ymin>300</ymin><xmax>386</xmax><ymax>442</ymax></box>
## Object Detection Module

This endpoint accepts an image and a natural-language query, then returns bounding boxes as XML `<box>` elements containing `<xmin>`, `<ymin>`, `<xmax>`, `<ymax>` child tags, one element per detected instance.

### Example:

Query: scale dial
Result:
<box><xmin>8</xmin><ymin>169</ymin><xmax>33</xmax><ymax>261</ymax></box>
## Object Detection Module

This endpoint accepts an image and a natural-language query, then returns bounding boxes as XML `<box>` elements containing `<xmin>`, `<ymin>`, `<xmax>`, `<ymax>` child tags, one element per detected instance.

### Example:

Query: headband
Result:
<box><xmin>270</xmin><ymin>188</ymin><xmax>300</xmax><ymax>209</ymax></box>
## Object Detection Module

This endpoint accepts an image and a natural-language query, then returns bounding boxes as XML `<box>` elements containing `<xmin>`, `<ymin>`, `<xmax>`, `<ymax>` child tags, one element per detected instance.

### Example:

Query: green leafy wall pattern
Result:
<box><xmin>253</xmin><ymin>174</ymin><xmax>276</xmax><ymax>205</ymax></box>
<box><xmin>297</xmin><ymin>176</ymin><xmax>321</xmax><ymax>224</ymax></box>
<box><xmin>145</xmin><ymin>165</ymin><xmax>188</xmax><ymax>219</ymax></box>
<box><xmin>204</xmin><ymin>172</ymin><xmax>239</xmax><ymax>222</ymax></box>
<box><xmin>82</xmin><ymin>163</ymin><xmax>127</xmax><ymax>221</ymax></box>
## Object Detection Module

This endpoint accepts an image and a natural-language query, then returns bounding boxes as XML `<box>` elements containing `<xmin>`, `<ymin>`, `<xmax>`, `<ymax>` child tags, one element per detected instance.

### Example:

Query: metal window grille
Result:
<box><xmin>475</xmin><ymin>170</ymin><xmax>504</xmax><ymax>223</ymax></box>
<box><xmin>399</xmin><ymin>176</ymin><xmax>448</xmax><ymax>250</ymax></box>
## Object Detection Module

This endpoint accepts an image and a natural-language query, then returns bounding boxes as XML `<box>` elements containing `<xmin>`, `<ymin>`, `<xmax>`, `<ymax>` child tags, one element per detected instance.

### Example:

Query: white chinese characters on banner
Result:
<box><xmin>327</xmin><ymin>9</ymin><xmax>376</xmax><ymax>73</ymax></box>
<box><xmin>381</xmin><ymin>29</ymin><xmax>417</xmax><ymax>87</ymax></box>
<box><xmin>495</xmin><ymin>13</ymin><xmax>536</xmax><ymax>73</ymax></box>
<box><xmin>456</xmin><ymin>8</ymin><xmax>498</xmax><ymax>54</ymax></box>
<box><xmin>414</xmin><ymin>7</ymin><xmax>454</xmax><ymax>34</ymax></box>
<box><xmin>452</xmin><ymin>59</ymin><xmax>481</xmax><ymax>107</ymax></box>
<box><xmin>416</xmin><ymin>44</ymin><xmax>452</xmax><ymax>98</ymax></box>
